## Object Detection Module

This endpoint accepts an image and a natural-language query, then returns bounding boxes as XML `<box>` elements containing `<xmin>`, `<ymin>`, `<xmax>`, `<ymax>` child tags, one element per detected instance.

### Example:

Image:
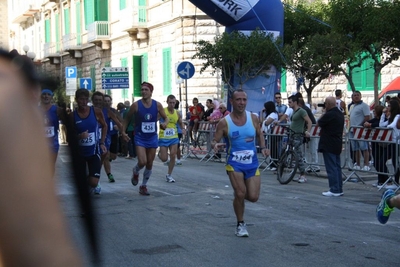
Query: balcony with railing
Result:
<box><xmin>62</xmin><ymin>33</ymin><xmax>83</xmax><ymax>58</ymax></box>
<box><xmin>87</xmin><ymin>21</ymin><xmax>110</xmax><ymax>42</ymax></box>
<box><xmin>119</xmin><ymin>4</ymin><xmax>148</xmax><ymax>40</ymax></box>
<box><xmin>43</xmin><ymin>42</ymin><xmax>61</xmax><ymax>64</ymax></box>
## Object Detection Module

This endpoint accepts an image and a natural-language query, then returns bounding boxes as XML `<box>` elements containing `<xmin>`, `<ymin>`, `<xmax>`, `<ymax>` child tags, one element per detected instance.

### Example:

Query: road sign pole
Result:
<box><xmin>185</xmin><ymin>79</ymin><xmax>188</xmax><ymax>118</ymax></box>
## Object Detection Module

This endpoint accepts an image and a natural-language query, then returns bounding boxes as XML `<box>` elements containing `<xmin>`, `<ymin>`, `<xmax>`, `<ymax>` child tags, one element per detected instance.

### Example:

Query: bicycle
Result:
<box><xmin>276</xmin><ymin>127</ymin><xmax>302</xmax><ymax>184</ymax></box>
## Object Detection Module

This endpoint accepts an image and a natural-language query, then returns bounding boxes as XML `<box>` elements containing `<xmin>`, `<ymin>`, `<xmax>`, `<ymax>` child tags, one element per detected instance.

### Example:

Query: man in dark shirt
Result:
<box><xmin>317</xmin><ymin>97</ymin><xmax>345</xmax><ymax>197</ymax></box>
<box><xmin>202</xmin><ymin>99</ymin><xmax>214</xmax><ymax>121</ymax></box>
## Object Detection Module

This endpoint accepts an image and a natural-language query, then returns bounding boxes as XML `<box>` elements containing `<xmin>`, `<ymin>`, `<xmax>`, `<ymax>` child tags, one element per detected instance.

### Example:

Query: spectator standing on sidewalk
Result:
<box><xmin>364</xmin><ymin>105</ymin><xmax>388</xmax><ymax>187</ymax></box>
<box><xmin>317</xmin><ymin>97</ymin><xmax>344</xmax><ymax>197</ymax></box>
<box><xmin>288</xmin><ymin>95</ymin><xmax>312</xmax><ymax>183</ymax></box>
<box><xmin>349</xmin><ymin>91</ymin><xmax>371</xmax><ymax>170</ymax></box>
<box><xmin>212</xmin><ymin>89</ymin><xmax>269</xmax><ymax>237</ymax></box>
<box><xmin>274</xmin><ymin>92</ymin><xmax>287</xmax><ymax>120</ymax></box>
<box><xmin>123</xmin><ymin>82</ymin><xmax>168</xmax><ymax>195</ymax></box>
<box><xmin>298</xmin><ymin>98</ymin><xmax>319</xmax><ymax>173</ymax></box>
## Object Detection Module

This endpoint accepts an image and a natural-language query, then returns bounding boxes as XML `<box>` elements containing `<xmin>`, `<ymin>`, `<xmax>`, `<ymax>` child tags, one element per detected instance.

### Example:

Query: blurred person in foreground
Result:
<box><xmin>0</xmin><ymin>49</ymin><xmax>83</xmax><ymax>266</ymax></box>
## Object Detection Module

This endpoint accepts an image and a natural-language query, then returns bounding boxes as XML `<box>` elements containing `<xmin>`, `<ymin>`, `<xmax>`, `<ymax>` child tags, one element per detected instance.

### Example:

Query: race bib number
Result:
<box><xmin>79</xmin><ymin>132</ymin><xmax>95</xmax><ymax>146</ymax></box>
<box><xmin>164</xmin><ymin>128</ymin><xmax>175</xmax><ymax>137</ymax></box>
<box><xmin>142</xmin><ymin>122</ymin><xmax>155</xmax><ymax>133</ymax></box>
<box><xmin>45</xmin><ymin>126</ymin><xmax>55</xmax><ymax>138</ymax></box>
<box><xmin>232</xmin><ymin>150</ymin><xmax>254</xmax><ymax>164</ymax></box>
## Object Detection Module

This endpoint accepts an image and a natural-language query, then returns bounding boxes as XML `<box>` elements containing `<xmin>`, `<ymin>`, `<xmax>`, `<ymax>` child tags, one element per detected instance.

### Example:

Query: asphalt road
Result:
<box><xmin>55</xmin><ymin>145</ymin><xmax>400</xmax><ymax>267</ymax></box>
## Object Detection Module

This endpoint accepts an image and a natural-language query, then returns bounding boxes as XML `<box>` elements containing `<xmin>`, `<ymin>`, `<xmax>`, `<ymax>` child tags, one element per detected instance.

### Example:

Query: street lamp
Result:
<box><xmin>22</xmin><ymin>45</ymin><xmax>36</xmax><ymax>61</ymax></box>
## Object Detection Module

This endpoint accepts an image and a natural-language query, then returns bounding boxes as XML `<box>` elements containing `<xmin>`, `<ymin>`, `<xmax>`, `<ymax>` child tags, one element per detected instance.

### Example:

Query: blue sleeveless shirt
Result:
<box><xmin>224</xmin><ymin>111</ymin><xmax>258</xmax><ymax>169</ymax></box>
<box><xmin>44</xmin><ymin>105</ymin><xmax>60</xmax><ymax>152</ymax></box>
<box><xmin>100</xmin><ymin>107</ymin><xmax>111</xmax><ymax>149</ymax></box>
<box><xmin>109</xmin><ymin>108</ymin><xmax>119</xmax><ymax>136</ymax></box>
<box><xmin>134</xmin><ymin>100</ymin><xmax>158</xmax><ymax>139</ymax></box>
<box><xmin>74</xmin><ymin>106</ymin><xmax>100</xmax><ymax>157</ymax></box>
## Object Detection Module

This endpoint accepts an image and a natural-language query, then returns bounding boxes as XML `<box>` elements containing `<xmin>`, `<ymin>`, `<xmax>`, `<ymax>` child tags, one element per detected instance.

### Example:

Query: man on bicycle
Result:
<box><xmin>288</xmin><ymin>95</ymin><xmax>312</xmax><ymax>183</ymax></box>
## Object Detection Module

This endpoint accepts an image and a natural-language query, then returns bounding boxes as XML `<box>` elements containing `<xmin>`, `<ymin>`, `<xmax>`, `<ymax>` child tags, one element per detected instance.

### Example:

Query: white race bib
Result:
<box><xmin>164</xmin><ymin>128</ymin><xmax>175</xmax><ymax>137</ymax></box>
<box><xmin>45</xmin><ymin>126</ymin><xmax>55</xmax><ymax>137</ymax></box>
<box><xmin>232</xmin><ymin>150</ymin><xmax>254</xmax><ymax>164</ymax></box>
<box><xmin>79</xmin><ymin>132</ymin><xmax>95</xmax><ymax>146</ymax></box>
<box><xmin>142</xmin><ymin>122</ymin><xmax>156</xmax><ymax>133</ymax></box>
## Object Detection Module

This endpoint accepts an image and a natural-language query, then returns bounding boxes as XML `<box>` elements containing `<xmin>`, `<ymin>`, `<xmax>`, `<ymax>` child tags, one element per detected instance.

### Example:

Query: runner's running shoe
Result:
<box><xmin>131</xmin><ymin>170</ymin><xmax>139</xmax><ymax>186</ymax></box>
<box><xmin>235</xmin><ymin>222</ymin><xmax>249</xmax><ymax>237</ymax></box>
<box><xmin>139</xmin><ymin>185</ymin><xmax>150</xmax><ymax>195</ymax></box>
<box><xmin>376</xmin><ymin>189</ymin><xmax>395</xmax><ymax>224</ymax></box>
<box><xmin>108</xmin><ymin>173</ymin><xmax>115</xmax><ymax>183</ymax></box>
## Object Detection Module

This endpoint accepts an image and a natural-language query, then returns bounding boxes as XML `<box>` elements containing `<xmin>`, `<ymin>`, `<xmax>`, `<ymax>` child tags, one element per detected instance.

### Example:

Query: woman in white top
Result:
<box><xmin>262</xmin><ymin>101</ymin><xmax>279</xmax><ymax>170</ymax></box>
<box><xmin>380</xmin><ymin>99</ymin><xmax>400</xmax><ymax>184</ymax></box>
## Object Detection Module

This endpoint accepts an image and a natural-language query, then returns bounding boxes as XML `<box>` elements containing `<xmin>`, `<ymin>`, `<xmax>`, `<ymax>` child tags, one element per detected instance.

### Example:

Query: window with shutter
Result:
<box><xmin>76</xmin><ymin>2</ymin><xmax>82</xmax><ymax>45</ymax></box>
<box><xmin>64</xmin><ymin>8</ymin><xmax>70</xmax><ymax>35</ymax></box>
<box><xmin>133</xmin><ymin>56</ymin><xmax>142</xmax><ymax>97</ymax></box>
<box><xmin>162</xmin><ymin>48</ymin><xmax>171</xmax><ymax>96</ymax></box>
<box><xmin>121</xmin><ymin>58</ymin><xmax>129</xmax><ymax>99</ymax></box>
<box><xmin>84</xmin><ymin>0</ymin><xmax>95</xmax><ymax>29</ymax></box>
<box><xmin>45</xmin><ymin>19</ymin><xmax>51</xmax><ymax>43</ymax></box>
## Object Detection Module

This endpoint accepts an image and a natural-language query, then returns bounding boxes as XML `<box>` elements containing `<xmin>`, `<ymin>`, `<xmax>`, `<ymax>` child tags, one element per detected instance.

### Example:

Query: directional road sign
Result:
<box><xmin>79</xmin><ymin>78</ymin><xmax>92</xmax><ymax>90</ymax></box>
<box><xmin>101</xmin><ymin>67</ymin><xmax>129</xmax><ymax>89</ymax></box>
<box><xmin>177</xmin><ymin>61</ymin><xmax>195</xmax><ymax>80</ymax></box>
<box><xmin>65</xmin><ymin>66</ymin><xmax>77</xmax><ymax>96</ymax></box>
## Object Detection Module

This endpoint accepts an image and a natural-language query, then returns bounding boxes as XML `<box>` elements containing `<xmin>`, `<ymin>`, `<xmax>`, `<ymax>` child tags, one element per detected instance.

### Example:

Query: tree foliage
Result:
<box><xmin>192</xmin><ymin>29</ymin><xmax>284</xmax><ymax>92</ymax></box>
<box><xmin>328</xmin><ymin>0</ymin><xmax>400</xmax><ymax>104</ymax></box>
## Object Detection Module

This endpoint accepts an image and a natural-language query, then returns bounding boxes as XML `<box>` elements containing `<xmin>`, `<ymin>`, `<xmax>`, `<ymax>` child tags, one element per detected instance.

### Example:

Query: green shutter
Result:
<box><xmin>90</xmin><ymin>65</ymin><xmax>96</xmax><ymax>92</ymax></box>
<box><xmin>142</xmin><ymin>53</ymin><xmax>148</xmax><ymax>82</ymax></box>
<box><xmin>64</xmin><ymin>8</ymin><xmax>70</xmax><ymax>34</ymax></box>
<box><xmin>55</xmin><ymin>14</ymin><xmax>60</xmax><ymax>51</ymax></box>
<box><xmin>121</xmin><ymin>58</ymin><xmax>129</xmax><ymax>99</ymax></box>
<box><xmin>95</xmin><ymin>0</ymin><xmax>108</xmax><ymax>21</ymax></box>
<box><xmin>280</xmin><ymin>69</ymin><xmax>286</xmax><ymax>93</ymax></box>
<box><xmin>45</xmin><ymin>19</ymin><xmax>51</xmax><ymax>43</ymax></box>
<box><xmin>76</xmin><ymin>2</ymin><xmax>82</xmax><ymax>45</ymax></box>
<box><xmin>84</xmin><ymin>0</ymin><xmax>95</xmax><ymax>29</ymax></box>
<box><xmin>77</xmin><ymin>68</ymin><xmax>82</xmax><ymax>78</ymax></box>
<box><xmin>347</xmin><ymin>52</ymin><xmax>380</xmax><ymax>92</ymax></box>
<box><xmin>119</xmin><ymin>0</ymin><xmax>126</xmax><ymax>10</ymax></box>
<box><xmin>133</xmin><ymin>56</ymin><xmax>142</xmax><ymax>97</ymax></box>
<box><xmin>162</xmin><ymin>48</ymin><xmax>172</xmax><ymax>95</ymax></box>
<box><xmin>138</xmin><ymin>0</ymin><xmax>146</xmax><ymax>22</ymax></box>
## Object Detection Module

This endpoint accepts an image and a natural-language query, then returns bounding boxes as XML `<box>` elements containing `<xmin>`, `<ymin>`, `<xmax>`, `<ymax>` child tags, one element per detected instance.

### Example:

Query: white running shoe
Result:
<box><xmin>166</xmin><ymin>175</ymin><xmax>175</xmax><ymax>183</ymax></box>
<box><xmin>235</xmin><ymin>222</ymin><xmax>249</xmax><ymax>237</ymax></box>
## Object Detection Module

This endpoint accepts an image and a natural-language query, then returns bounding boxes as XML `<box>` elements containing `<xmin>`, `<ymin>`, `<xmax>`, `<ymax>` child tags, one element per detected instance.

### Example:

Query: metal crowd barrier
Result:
<box><xmin>261</xmin><ymin>124</ymin><xmax>287</xmax><ymax>171</ymax></box>
<box><xmin>346</xmin><ymin>126</ymin><xmax>399</xmax><ymax>191</ymax></box>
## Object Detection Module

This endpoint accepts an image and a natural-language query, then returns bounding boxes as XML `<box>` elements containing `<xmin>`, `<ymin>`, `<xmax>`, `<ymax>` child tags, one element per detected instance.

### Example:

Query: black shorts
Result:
<box><xmin>84</xmin><ymin>154</ymin><xmax>101</xmax><ymax>178</ymax></box>
<box><xmin>110</xmin><ymin>134</ymin><xmax>119</xmax><ymax>154</ymax></box>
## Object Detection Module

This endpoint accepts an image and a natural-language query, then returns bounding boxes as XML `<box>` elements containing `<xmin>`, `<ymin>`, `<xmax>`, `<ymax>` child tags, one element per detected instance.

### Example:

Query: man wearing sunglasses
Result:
<box><xmin>274</xmin><ymin>92</ymin><xmax>287</xmax><ymax>120</ymax></box>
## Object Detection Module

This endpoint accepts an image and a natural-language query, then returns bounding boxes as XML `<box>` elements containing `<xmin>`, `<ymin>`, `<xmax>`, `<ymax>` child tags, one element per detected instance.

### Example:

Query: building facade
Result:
<box><xmin>6</xmin><ymin>0</ymin><xmax>400</xmax><ymax>108</ymax></box>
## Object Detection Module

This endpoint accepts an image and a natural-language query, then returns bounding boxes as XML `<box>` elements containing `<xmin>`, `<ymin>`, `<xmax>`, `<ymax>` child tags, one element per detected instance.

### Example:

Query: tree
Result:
<box><xmin>328</xmin><ymin>0</ymin><xmax>400</xmax><ymax>104</ymax></box>
<box><xmin>283</xmin><ymin>0</ymin><xmax>345</xmax><ymax>103</ymax></box>
<box><xmin>192</xmin><ymin>29</ymin><xmax>284</xmax><ymax>93</ymax></box>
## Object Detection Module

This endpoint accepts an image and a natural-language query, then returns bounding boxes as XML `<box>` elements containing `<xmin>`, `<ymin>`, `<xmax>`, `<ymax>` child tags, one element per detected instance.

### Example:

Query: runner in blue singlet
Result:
<box><xmin>211</xmin><ymin>89</ymin><xmax>269</xmax><ymax>238</ymax></box>
<box><xmin>122</xmin><ymin>82</ymin><xmax>169</xmax><ymax>196</ymax></box>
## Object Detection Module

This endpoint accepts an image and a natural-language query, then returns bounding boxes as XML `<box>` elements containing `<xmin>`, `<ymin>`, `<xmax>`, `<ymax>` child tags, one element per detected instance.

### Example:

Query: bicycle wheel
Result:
<box><xmin>277</xmin><ymin>150</ymin><xmax>299</xmax><ymax>184</ymax></box>
<box><xmin>180</xmin><ymin>134</ymin><xmax>190</xmax><ymax>158</ymax></box>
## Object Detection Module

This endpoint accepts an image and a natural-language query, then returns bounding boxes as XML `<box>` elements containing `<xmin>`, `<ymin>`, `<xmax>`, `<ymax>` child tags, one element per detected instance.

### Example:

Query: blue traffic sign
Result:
<box><xmin>79</xmin><ymin>78</ymin><xmax>92</xmax><ymax>90</ymax></box>
<box><xmin>102</xmin><ymin>84</ymin><xmax>129</xmax><ymax>89</ymax></box>
<box><xmin>65</xmin><ymin>66</ymin><xmax>77</xmax><ymax>78</ymax></box>
<box><xmin>177</xmin><ymin>61</ymin><xmax>195</xmax><ymax>79</ymax></box>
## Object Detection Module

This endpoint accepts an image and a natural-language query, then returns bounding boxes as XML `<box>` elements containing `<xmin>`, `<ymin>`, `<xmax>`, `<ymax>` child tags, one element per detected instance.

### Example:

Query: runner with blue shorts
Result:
<box><xmin>122</xmin><ymin>82</ymin><xmax>169</xmax><ymax>195</ymax></box>
<box><xmin>212</xmin><ymin>89</ymin><xmax>269</xmax><ymax>237</ymax></box>
<box><xmin>158</xmin><ymin>95</ymin><xmax>186</xmax><ymax>183</ymax></box>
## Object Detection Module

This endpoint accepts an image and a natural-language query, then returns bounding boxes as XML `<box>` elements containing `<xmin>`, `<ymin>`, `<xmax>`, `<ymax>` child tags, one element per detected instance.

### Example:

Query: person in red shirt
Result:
<box><xmin>188</xmin><ymin>97</ymin><xmax>203</xmax><ymax>144</ymax></box>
